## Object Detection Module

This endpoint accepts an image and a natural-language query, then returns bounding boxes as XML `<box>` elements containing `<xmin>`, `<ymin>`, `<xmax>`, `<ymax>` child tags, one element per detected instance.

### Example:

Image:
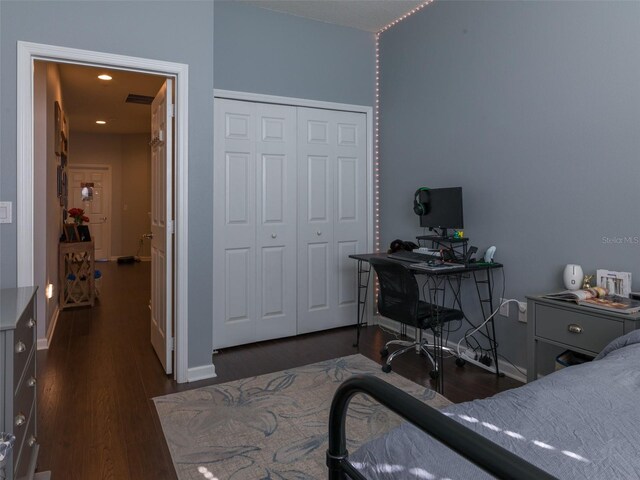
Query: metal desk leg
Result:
<box><xmin>354</xmin><ymin>259</ymin><xmax>371</xmax><ymax>348</ymax></box>
<box><xmin>472</xmin><ymin>270</ymin><xmax>501</xmax><ymax>377</ymax></box>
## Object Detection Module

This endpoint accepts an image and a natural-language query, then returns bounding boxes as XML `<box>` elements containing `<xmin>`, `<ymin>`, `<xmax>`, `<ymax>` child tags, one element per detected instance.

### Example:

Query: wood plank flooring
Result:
<box><xmin>36</xmin><ymin>261</ymin><xmax>521</xmax><ymax>479</ymax></box>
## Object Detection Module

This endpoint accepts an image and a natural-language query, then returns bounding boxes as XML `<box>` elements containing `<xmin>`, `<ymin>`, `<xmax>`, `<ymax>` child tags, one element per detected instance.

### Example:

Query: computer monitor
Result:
<box><xmin>419</xmin><ymin>187</ymin><xmax>464</xmax><ymax>235</ymax></box>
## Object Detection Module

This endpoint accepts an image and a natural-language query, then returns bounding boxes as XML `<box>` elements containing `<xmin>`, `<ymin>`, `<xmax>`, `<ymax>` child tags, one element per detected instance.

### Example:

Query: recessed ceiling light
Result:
<box><xmin>98</xmin><ymin>74</ymin><xmax>112</xmax><ymax>81</ymax></box>
<box><xmin>96</xmin><ymin>120</ymin><xmax>107</xmax><ymax>125</ymax></box>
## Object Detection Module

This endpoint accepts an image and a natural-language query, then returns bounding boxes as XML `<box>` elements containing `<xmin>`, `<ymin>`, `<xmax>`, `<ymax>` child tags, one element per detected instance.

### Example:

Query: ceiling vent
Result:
<box><xmin>125</xmin><ymin>93</ymin><xmax>154</xmax><ymax>105</ymax></box>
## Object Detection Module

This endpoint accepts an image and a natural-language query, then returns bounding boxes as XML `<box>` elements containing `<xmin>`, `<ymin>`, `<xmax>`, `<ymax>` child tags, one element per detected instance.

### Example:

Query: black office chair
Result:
<box><xmin>369</xmin><ymin>258</ymin><xmax>464</xmax><ymax>378</ymax></box>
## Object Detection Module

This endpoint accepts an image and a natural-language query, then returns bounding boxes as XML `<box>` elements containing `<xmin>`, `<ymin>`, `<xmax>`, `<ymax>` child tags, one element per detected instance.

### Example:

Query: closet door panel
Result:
<box><xmin>213</xmin><ymin>99</ymin><xmax>257</xmax><ymax>349</ymax></box>
<box><xmin>255</xmin><ymin>104</ymin><xmax>297</xmax><ymax>341</ymax></box>
<box><xmin>297</xmin><ymin>108</ymin><xmax>367</xmax><ymax>333</ymax></box>
<box><xmin>333</xmin><ymin>112</ymin><xmax>367</xmax><ymax>325</ymax></box>
<box><xmin>297</xmin><ymin>108</ymin><xmax>336</xmax><ymax>334</ymax></box>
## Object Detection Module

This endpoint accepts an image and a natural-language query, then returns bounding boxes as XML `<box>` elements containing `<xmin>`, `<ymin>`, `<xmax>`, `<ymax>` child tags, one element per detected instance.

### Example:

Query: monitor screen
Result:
<box><xmin>419</xmin><ymin>187</ymin><xmax>464</xmax><ymax>230</ymax></box>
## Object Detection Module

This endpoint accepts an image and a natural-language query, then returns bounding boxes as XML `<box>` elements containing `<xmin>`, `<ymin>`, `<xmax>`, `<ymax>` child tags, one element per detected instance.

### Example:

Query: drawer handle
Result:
<box><xmin>27</xmin><ymin>376</ymin><xmax>37</xmax><ymax>387</ymax></box>
<box><xmin>27</xmin><ymin>318</ymin><xmax>36</xmax><ymax>328</ymax></box>
<box><xmin>568</xmin><ymin>324</ymin><xmax>583</xmax><ymax>334</ymax></box>
<box><xmin>15</xmin><ymin>413</ymin><xmax>26</xmax><ymax>427</ymax></box>
<box><xmin>15</xmin><ymin>341</ymin><xmax>26</xmax><ymax>353</ymax></box>
<box><xmin>27</xmin><ymin>435</ymin><xmax>37</xmax><ymax>447</ymax></box>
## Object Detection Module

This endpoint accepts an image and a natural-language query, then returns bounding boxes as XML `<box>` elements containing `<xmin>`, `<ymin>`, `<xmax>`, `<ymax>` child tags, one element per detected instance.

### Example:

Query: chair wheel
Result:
<box><xmin>429</xmin><ymin>370</ymin><xmax>439</xmax><ymax>379</ymax></box>
<box><xmin>381</xmin><ymin>364</ymin><xmax>392</xmax><ymax>373</ymax></box>
<box><xmin>455</xmin><ymin>358</ymin><xmax>466</xmax><ymax>367</ymax></box>
<box><xmin>380</xmin><ymin>348</ymin><xmax>389</xmax><ymax>358</ymax></box>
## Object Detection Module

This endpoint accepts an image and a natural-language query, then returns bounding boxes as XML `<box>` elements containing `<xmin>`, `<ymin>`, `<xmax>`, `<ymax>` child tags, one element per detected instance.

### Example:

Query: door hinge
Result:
<box><xmin>171</xmin><ymin>104</ymin><xmax>175</xmax><ymax>118</ymax></box>
<box><xmin>168</xmin><ymin>219</ymin><xmax>175</xmax><ymax>234</ymax></box>
<box><xmin>172</xmin><ymin>337</ymin><xmax>176</xmax><ymax>351</ymax></box>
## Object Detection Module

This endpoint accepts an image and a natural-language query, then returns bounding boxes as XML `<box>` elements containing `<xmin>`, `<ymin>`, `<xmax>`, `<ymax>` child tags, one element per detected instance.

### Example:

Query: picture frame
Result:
<box><xmin>63</xmin><ymin>223</ymin><xmax>79</xmax><ymax>243</ymax></box>
<box><xmin>54</xmin><ymin>101</ymin><xmax>62</xmax><ymax>155</ymax></box>
<box><xmin>77</xmin><ymin>224</ymin><xmax>91</xmax><ymax>242</ymax></box>
<box><xmin>57</xmin><ymin>165</ymin><xmax>62</xmax><ymax>198</ymax></box>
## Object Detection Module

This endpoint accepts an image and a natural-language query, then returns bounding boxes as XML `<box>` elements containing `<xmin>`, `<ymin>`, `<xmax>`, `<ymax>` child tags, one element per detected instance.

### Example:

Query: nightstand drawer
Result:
<box><xmin>535</xmin><ymin>304</ymin><xmax>624</xmax><ymax>354</ymax></box>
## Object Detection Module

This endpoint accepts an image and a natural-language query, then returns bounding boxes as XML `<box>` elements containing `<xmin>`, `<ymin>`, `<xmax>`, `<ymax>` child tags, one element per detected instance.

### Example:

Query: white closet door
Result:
<box><xmin>255</xmin><ymin>103</ymin><xmax>298</xmax><ymax>341</ymax></box>
<box><xmin>213</xmin><ymin>99</ymin><xmax>257</xmax><ymax>349</ymax></box>
<box><xmin>213</xmin><ymin>99</ymin><xmax>297</xmax><ymax>349</ymax></box>
<box><xmin>297</xmin><ymin>108</ymin><xmax>367</xmax><ymax>334</ymax></box>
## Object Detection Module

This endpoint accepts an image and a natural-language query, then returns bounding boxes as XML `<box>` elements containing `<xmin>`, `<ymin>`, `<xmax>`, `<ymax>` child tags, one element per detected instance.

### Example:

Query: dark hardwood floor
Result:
<box><xmin>37</xmin><ymin>261</ymin><xmax>521</xmax><ymax>479</ymax></box>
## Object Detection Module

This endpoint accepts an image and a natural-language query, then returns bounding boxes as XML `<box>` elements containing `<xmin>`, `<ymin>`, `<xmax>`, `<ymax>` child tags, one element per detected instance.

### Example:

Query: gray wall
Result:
<box><xmin>0</xmin><ymin>0</ymin><xmax>214</xmax><ymax>368</ymax></box>
<box><xmin>1</xmin><ymin>0</ymin><xmax>375</xmax><ymax>370</ymax></box>
<box><xmin>214</xmin><ymin>1</ymin><xmax>375</xmax><ymax>106</ymax></box>
<box><xmin>379</xmin><ymin>0</ymin><xmax>640</xmax><ymax>371</ymax></box>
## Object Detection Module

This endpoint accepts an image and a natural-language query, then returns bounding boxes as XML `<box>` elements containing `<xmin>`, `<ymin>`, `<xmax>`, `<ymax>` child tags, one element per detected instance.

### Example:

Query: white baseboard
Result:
<box><xmin>376</xmin><ymin>315</ymin><xmax>527</xmax><ymax>383</ymax></box>
<box><xmin>37</xmin><ymin>305</ymin><xmax>60</xmax><ymax>350</ymax></box>
<box><xmin>187</xmin><ymin>363</ymin><xmax>217</xmax><ymax>382</ymax></box>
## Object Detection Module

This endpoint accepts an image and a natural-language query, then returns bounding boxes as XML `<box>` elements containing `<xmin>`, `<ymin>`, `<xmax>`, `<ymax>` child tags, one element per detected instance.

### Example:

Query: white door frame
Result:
<box><xmin>17</xmin><ymin>41</ymin><xmax>190</xmax><ymax>383</ymax></box>
<box><xmin>213</xmin><ymin>89</ymin><xmax>375</xmax><ymax>331</ymax></box>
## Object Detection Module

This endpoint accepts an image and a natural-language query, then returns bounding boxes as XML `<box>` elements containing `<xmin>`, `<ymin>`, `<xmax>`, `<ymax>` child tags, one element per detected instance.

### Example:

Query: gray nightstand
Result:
<box><xmin>526</xmin><ymin>295</ymin><xmax>640</xmax><ymax>382</ymax></box>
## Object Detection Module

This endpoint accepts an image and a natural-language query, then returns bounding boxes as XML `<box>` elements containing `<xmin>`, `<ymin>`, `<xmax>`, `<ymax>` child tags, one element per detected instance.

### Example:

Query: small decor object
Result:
<box><xmin>81</xmin><ymin>182</ymin><xmax>94</xmax><ymax>202</ymax></box>
<box><xmin>63</xmin><ymin>223</ymin><xmax>79</xmax><ymax>243</ymax></box>
<box><xmin>77</xmin><ymin>224</ymin><xmax>91</xmax><ymax>242</ymax></box>
<box><xmin>597</xmin><ymin>269</ymin><xmax>632</xmax><ymax>297</ymax></box>
<box><xmin>67</xmin><ymin>207</ymin><xmax>90</xmax><ymax>225</ymax></box>
<box><xmin>582</xmin><ymin>274</ymin><xmax>594</xmax><ymax>289</ymax></box>
<box><xmin>563</xmin><ymin>264</ymin><xmax>584</xmax><ymax>291</ymax></box>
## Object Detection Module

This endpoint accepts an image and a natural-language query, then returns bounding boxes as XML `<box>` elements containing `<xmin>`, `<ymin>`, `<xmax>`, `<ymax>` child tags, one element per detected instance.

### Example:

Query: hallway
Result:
<box><xmin>36</xmin><ymin>261</ymin><xmax>177</xmax><ymax>479</ymax></box>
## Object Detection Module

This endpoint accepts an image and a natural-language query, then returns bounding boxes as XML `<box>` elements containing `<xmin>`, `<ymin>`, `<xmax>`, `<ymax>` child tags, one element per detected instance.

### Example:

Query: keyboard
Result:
<box><xmin>409</xmin><ymin>262</ymin><xmax>463</xmax><ymax>272</ymax></box>
<box><xmin>388</xmin><ymin>250</ymin><xmax>440</xmax><ymax>262</ymax></box>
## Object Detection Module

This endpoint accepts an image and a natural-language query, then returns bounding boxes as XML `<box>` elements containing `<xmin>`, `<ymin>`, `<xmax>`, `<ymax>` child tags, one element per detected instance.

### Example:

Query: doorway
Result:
<box><xmin>17</xmin><ymin>42</ymin><xmax>190</xmax><ymax>383</ymax></box>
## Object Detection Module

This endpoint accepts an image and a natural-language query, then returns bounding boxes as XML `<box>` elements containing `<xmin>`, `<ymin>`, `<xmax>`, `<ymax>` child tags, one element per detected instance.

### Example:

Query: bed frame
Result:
<box><xmin>326</xmin><ymin>375</ymin><xmax>558</xmax><ymax>480</ymax></box>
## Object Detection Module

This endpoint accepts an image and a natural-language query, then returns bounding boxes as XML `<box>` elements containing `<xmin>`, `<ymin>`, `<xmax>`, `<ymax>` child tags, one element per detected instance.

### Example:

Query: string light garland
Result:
<box><xmin>373</xmin><ymin>0</ymin><xmax>434</xmax><ymax>255</ymax></box>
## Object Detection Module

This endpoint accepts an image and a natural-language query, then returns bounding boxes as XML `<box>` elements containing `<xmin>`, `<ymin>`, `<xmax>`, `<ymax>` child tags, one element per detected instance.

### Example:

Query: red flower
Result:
<box><xmin>67</xmin><ymin>207</ymin><xmax>88</xmax><ymax>225</ymax></box>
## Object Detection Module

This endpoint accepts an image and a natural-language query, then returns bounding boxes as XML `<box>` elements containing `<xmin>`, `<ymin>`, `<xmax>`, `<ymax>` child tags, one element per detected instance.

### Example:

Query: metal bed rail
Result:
<box><xmin>326</xmin><ymin>375</ymin><xmax>557</xmax><ymax>480</ymax></box>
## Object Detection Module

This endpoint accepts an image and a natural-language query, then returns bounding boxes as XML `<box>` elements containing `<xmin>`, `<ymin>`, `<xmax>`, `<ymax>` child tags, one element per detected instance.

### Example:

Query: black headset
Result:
<box><xmin>413</xmin><ymin>187</ymin><xmax>430</xmax><ymax>216</ymax></box>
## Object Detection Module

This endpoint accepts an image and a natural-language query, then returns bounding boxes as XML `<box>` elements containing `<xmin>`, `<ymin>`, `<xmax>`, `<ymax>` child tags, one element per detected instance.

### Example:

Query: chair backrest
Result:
<box><xmin>369</xmin><ymin>258</ymin><xmax>420</xmax><ymax>327</ymax></box>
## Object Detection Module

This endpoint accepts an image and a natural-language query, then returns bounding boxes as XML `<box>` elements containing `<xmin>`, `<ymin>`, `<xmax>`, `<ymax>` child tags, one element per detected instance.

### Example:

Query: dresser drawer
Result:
<box><xmin>14</xmin><ymin>352</ymin><xmax>36</xmax><ymax>426</ymax></box>
<box><xmin>535</xmin><ymin>304</ymin><xmax>624</xmax><ymax>354</ymax></box>
<box><xmin>13</xmin><ymin>401</ymin><xmax>37</xmax><ymax>480</ymax></box>
<box><xmin>13</xmin><ymin>304</ymin><xmax>36</xmax><ymax>385</ymax></box>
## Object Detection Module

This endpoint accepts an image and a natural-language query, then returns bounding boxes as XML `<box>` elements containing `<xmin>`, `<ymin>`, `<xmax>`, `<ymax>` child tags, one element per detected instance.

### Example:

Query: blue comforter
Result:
<box><xmin>351</xmin><ymin>330</ymin><xmax>640</xmax><ymax>479</ymax></box>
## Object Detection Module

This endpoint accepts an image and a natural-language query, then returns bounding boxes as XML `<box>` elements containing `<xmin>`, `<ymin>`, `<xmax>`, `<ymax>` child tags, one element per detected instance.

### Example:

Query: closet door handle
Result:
<box><xmin>27</xmin><ymin>318</ymin><xmax>36</xmax><ymax>328</ymax></box>
<box><xmin>15</xmin><ymin>341</ymin><xmax>26</xmax><ymax>354</ymax></box>
<box><xmin>271</xmin><ymin>233</ymin><xmax>277</xmax><ymax>239</ymax></box>
<box><xmin>316</xmin><ymin>231</ymin><xmax>322</xmax><ymax>236</ymax></box>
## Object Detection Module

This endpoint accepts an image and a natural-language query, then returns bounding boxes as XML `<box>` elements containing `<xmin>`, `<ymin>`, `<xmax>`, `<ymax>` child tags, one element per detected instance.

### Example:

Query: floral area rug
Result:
<box><xmin>153</xmin><ymin>354</ymin><xmax>451</xmax><ymax>480</ymax></box>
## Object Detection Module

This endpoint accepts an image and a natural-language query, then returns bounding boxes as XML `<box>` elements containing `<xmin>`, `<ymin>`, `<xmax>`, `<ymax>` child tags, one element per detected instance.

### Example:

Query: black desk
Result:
<box><xmin>349</xmin><ymin>253</ymin><xmax>503</xmax><ymax>391</ymax></box>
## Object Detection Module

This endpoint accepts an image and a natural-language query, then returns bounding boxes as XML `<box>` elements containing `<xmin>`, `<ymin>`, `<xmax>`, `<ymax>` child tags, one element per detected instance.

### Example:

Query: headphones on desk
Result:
<box><xmin>413</xmin><ymin>187</ymin><xmax>430</xmax><ymax>215</ymax></box>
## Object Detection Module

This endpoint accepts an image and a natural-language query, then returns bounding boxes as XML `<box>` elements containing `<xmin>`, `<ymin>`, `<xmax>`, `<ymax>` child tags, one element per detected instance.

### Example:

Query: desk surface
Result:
<box><xmin>349</xmin><ymin>252</ymin><xmax>503</xmax><ymax>275</ymax></box>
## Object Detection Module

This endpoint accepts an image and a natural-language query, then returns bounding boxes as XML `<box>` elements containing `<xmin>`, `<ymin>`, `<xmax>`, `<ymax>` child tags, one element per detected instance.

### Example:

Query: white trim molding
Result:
<box><xmin>17</xmin><ymin>41</ymin><xmax>190</xmax><ymax>383</ymax></box>
<box><xmin>37</xmin><ymin>305</ymin><xmax>60</xmax><ymax>350</ymax></box>
<box><xmin>187</xmin><ymin>364</ymin><xmax>217</xmax><ymax>383</ymax></box>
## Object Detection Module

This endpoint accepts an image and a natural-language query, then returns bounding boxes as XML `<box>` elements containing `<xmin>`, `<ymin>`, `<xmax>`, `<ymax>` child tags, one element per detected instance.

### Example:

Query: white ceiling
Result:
<box><xmin>241</xmin><ymin>0</ymin><xmax>425</xmax><ymax>32</ymax></box>
<box><xmin>55</xmin><ymin>62</ymin><xmax>166</xmax><ymax>134</ymax></box>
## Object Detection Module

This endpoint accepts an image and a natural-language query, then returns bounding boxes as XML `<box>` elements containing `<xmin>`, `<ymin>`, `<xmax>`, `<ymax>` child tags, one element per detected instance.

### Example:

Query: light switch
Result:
<box><xmin>0</xmin><ymin>202</ymin><xmax>12</xmax><ymax>223</ymax></box>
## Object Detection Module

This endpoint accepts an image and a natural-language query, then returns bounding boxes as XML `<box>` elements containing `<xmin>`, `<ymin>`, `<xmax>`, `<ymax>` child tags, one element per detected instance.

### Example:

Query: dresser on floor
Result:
<box><xmin>1</xmin><ymin>287</ymin><xmax>39</xmax><ymax>480</ymax></box>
